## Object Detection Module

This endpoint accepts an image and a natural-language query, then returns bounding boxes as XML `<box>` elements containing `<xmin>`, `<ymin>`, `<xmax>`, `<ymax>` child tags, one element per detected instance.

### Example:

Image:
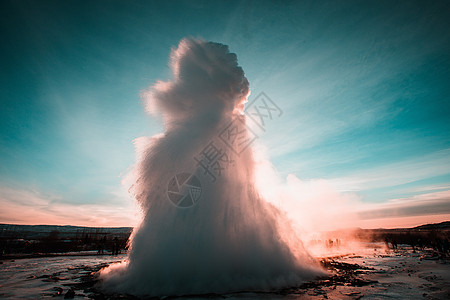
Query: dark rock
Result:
<box><xmin>64</xmin><ymin>288</ymin><xmax>75</xmax><ymax>299</ymax></box>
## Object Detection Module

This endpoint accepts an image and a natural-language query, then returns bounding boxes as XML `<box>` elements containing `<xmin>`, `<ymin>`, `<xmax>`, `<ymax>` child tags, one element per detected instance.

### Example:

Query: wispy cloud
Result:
<box><xmin>0</xmin><ymin>185</ymin><xmax>139</xmax><ymax>227</ymax></box>
<box><xmin>326</xmin><ymin>149</ymin><xmax>450</xmax><ymax>193</ymax></box>
<box><xmin>401</xmin><ymin>184</ymin><xmax>450</xmax><ymax>194</ymax></box>
<box><xmin>358</xmin><ymin>190</ymin><xmax>450</xmax><ymax>219</ymax></box>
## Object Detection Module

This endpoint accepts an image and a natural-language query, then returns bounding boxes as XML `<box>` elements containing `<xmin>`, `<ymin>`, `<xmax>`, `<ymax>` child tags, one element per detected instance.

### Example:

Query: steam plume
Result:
<box><xmin>100</xmin><ymin>38</ymin><xmax>321</xmax><ymax>297</ymax></box>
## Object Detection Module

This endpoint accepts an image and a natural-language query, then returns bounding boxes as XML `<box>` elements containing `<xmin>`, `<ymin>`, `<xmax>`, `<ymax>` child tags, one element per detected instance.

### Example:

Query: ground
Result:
<box><xmin>0</xmin><ymin>245</ymin><xmax>449</xmax><ymax>299</ymax></box>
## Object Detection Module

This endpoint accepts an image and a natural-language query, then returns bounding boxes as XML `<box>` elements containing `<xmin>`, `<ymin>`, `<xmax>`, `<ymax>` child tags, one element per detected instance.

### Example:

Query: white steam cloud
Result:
<box><xmin>100</xmin><ymin>38</ymin><xmax>322</xmax><ymax>297</ymax></box>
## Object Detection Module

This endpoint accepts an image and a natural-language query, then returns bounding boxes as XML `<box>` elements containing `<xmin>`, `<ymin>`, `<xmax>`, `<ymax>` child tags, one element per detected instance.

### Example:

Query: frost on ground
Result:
<box><xmin>0</xmin><ymin>246</ymin><xmax>449</xmax><ymax>299</ymax></box>
<box><xmin>0</xmin><ymin>254</ymin><xmax>125</xmax><ymax>299</ymax></box>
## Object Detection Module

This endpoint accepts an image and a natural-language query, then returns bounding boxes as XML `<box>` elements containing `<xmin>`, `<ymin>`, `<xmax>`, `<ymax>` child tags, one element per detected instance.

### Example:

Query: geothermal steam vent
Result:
<box><xmin>100</xmin><ymin>38</ymin><xmax>321</xmax><ymax>297</ymax></box>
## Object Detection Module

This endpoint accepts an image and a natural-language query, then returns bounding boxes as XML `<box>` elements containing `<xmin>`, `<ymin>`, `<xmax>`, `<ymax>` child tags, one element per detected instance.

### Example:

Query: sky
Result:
<box><xmin>0</xmin><ymin>0</ymin><xmax>449</xmax><ymax>228</ymax></box>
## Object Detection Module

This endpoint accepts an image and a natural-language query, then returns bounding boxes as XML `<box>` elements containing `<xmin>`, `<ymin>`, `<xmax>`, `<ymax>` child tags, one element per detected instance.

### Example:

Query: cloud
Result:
<box><xmin>252</xmin><ymin>149</ymin><xmax>450</xmax><ymax>231</ymax></box>
<box><xmin>327</xmin><ymin>148</ymin><xmax>450</xmax><ymax>193</ymax></box>
<box><xmin>0</xmin><ymin>185</ymin><xmax>139</xmax><ymax>227</ymax></box>
<box><xmin>358</xmin><ymin>190</ymin><xmax>450</xmax><ymax>220</ymax></box>
<box><xmin>401</xmin><ymin>184</ymin><xmax>450</xmax><ymax>194</ymax></box>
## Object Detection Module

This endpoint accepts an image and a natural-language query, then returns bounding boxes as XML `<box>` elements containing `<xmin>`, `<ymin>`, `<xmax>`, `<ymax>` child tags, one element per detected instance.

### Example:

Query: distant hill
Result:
<box><xmin>1</xmin><ymin>221</ymin><xmax>449</xmax><ymax>240</ymax></box>
<box><xmin>0</xmin><ymin>224</ymin><xmax>133</xmax><ymax>240</ymax></box>
<box><xmin>412</xmin><ymin>221</ymin><xmax>450</xmax><ymax>230</ymax></box>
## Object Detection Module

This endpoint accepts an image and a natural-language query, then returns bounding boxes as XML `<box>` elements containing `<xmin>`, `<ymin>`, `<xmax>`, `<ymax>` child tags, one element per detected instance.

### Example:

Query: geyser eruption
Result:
<box><xmin>101</xmin><ymin>38</ymin><xmax>321</xmax><ymax>296</ymax></box>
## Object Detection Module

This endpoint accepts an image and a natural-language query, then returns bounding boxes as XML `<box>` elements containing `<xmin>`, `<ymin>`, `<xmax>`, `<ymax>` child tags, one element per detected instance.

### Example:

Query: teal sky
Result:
<box><xmin>1</xmin><ymin>0</ymin><xmax>449</xmax><ymax>227</ymax></box>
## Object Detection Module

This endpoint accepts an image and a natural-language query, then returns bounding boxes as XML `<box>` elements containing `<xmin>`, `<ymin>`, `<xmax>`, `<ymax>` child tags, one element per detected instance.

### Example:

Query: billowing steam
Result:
<box><xmin>100</xmin><ymin>38</ymin><xmax>322</xmax><ymax>297</ymax></box>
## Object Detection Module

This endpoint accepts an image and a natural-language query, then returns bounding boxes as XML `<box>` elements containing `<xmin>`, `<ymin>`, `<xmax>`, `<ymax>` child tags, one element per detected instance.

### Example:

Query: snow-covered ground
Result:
<box><xmin>0</xmin><ymin>254</ymin><xmax>125</xmax><ymax>298</ymax></box>
<box><xmin>0</xmin><ymin>246</ymin><xmax>449</xmax><ymax>299</ymax></box>
<box><xmin>318</xmin><ymin>249</ymin><xmax>450</xmax><ymax>299</ymax></box>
